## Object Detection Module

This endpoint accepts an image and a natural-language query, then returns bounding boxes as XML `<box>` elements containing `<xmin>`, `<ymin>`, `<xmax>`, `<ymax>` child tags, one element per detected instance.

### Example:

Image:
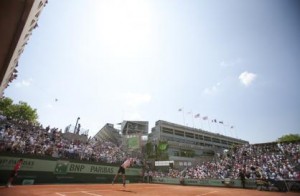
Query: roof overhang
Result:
<box><xmin>0</xmin><ymin>0</ymin><xmax>47</xmax><ymax>97</ymax></box>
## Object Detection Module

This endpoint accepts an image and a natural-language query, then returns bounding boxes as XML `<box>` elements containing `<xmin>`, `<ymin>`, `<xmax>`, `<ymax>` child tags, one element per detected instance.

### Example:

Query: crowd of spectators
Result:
<box><xmin>160</xmin><ymin>142</ymin><xmax>300</xmax><ymax>181</ymax></box>
<box><xmin>1</xmin><ymin>117</ymin><xmax>299</xmax><ymax>182</ymax></box>
<box><xmin>0</xmin><ymin>119</ymin><xmax>129</xmax><ymax>164</ymax></box>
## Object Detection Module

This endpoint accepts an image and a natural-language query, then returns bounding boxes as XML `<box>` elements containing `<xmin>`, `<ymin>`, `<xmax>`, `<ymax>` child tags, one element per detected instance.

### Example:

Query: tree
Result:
<box><xmin>0</xmin><ymin>97</ymin><xmax>38</xmax><ymax>123</ymax></box>
<box><xmin>0</xmin><ymin>97</ymin><xmax>13</xmax><ymax>116</ymax></box>
<box><xmin>277</xmin><ymin>134</ymin><xmax>300</xmax><ymax>142</ymax></box>
<box><xmin>156</xmin><ymin>140</ymin><xmax>169</xmax><ymax>160</ymax></box>
<box><xmin>145</xmin><ymin>140</ymin><xmax>169</xmax><ymax>160</ymax></box>
<box><xmin>145</xmin><ymin>142</ymin><xmax>154</xmax><ymax>158</ymax></box>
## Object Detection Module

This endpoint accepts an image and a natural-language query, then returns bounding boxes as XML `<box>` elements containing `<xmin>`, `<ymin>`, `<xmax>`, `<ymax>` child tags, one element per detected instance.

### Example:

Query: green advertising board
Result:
<box><xmin>0</xmin><ymin>155</ymin><xmax>142</xmax><ymax>185</ymax></box>
<box><xmin>0</xmin><ymin>156</ymin><xmax>140</xmax><ymax>175</ymax></box>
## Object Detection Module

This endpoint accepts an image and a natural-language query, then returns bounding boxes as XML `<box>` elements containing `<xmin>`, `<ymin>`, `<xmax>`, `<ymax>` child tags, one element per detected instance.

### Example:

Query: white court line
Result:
<box><xmin>56</xmin><ymin>190</ymin><xmax>103</xmax><ymax>194</ymax></box>
<box><xmin>56</xmin><ymin>193</ymin><xmax>65</xmax><ymax>196</ymax></box>
<box><xmin>197</xmin><ymin>191</ymin><xmax>219</xmax><ymax>196</ymax></box>
<box><xmin>57</xmin><ymin>186</ymin><xmax>152</xmax><ymax>194</ymax></box>
<box><xmin>81</xmin><ymin>191</ymin><xmax>102</xmax><ymax>196</ymax></box>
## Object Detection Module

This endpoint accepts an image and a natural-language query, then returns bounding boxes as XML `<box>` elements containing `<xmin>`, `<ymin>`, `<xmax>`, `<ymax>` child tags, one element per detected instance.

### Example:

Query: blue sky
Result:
<box><xmin>5</xmin><ymin>0</ymin><xmax>300</xmax><ymax>144</ymax></box>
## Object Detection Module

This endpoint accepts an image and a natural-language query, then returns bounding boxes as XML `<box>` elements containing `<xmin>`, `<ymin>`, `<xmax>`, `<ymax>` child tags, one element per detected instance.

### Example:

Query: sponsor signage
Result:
<box><xmin>0</xmin><ymin>156</ymin><xmax>140</xmax><ymax>175</ymax></box>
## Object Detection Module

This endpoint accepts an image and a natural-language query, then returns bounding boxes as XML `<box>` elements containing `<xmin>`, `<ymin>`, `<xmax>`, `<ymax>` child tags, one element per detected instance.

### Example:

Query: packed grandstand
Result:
<box><xmin>0</xmin><ymin>117</ymin><xmax>299</xmax><ymax>191</ymax></box>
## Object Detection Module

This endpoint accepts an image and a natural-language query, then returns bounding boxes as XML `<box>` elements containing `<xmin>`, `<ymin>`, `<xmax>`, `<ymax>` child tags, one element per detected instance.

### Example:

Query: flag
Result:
<box><xmin>178</xmin><ymin>108</ymin><xmax>182</xmax><ymax>112</ymax></box>
<box><xmin>194</xmin><ymin>113</ymin><xmax>200</xmax><ymax>118</ymax></box>
<box><xmin>202</xmin><ymin>116</ymin><xmax>208</xmax><ymax>120</ymax></box>
<box><xmin>219</xmin><ymin>121</ymin><xmax>223</xmax><ymax>124</ymax></box>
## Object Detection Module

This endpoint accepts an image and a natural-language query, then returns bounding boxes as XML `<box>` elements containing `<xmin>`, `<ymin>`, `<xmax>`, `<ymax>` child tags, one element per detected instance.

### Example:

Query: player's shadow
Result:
<box><xmin>117</xmin><ymin>189</ymin><xmax>137</xmax><ymax>193</ymax></box>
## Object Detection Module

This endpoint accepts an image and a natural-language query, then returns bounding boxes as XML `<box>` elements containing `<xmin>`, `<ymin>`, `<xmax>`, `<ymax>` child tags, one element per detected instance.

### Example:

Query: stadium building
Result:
<box><xmin>148</xmin><ymin>120</ymin><xmax>249</xmax><ymax>167</ymax></box>
<box><xmin>92</xmin><ymin>121</ymin><xmax>149</xmax><ymax>157</ymax></box>
<box><xmin>93</xmin><ymin>123</ymin><xmax>122</xmax><ymax>146</ymax></box>
<box><xmin>92</xmin><ymin>121</ymin><xmax>149</xmax><ymax>152</ymax></box>
<box><xmin>120</xmin><ymin>120</ymin><xmax>149</xmax><ymax>136</ymax></box>
<box><xmin>91</xmin><ymin>120</ymin><xmax>248</xmax><ymax>167</ymax></box>
<box><xmin>120</xmin><ymin>121</ymin><xmax>149</xmax><ymax>152</ymax></box>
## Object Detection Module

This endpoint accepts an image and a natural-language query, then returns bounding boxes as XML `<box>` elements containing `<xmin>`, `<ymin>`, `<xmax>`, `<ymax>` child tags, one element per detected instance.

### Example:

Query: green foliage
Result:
<box><xmin>156</xmin><ymin>140</ymin><xmax>169</xmax><ymax>160</ymax></box>
<box><xmin>145</xmin><ymin>140</ymin><xmax>169</xmax><ymax>160</ymax></box>
<box><xmin>277</xmin><ymin>134</ymin><xmax>300</xmax><ymax>142</ymax></box>
<box><xmin>0</xmin><ymin>97</ymin><xmax>13</xmax><ymax>116</ymax></box>
<box><xmin>158</xmin><ymin>140</ymin><xmax>168</xmax><ymax>151</ymax></box>
<box><xmin>0</xmin><ymin>97</ymin><xmax>38</xmax><ymax>123</ymax></box>
<box><xmin>145</xmin><ymin>142</ymin><xmax>153</xmax><ymax>157</ymax></box>
<box><xmin>180</xmin><ymin>149</ymin><xmax>195</xmax><ymax>157</ymax></box>
<box><xmin>128</xmin><ymin>136</ymin><xmax>139</xmax><ymax>149</ymax></box>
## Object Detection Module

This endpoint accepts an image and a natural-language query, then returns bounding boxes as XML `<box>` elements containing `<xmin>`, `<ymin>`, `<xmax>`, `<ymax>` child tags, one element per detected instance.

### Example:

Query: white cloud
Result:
<box><xmin>15</xmin><ymin>78</ymin><xmax>33</xmax><ymax>88</ymax></box>
<box><xmin>124</xmin><ymin>111</ymin><xmax>142</xmax><ymax>120</ymax></box>
<box><xmin>124</xmin><ymin>92</ymin><xmax>152</xmax><ymax>107</ymax></box>
<box><xmin>203</xmin><ymin>82</ymin><xmax>221</xmax><ymax>95</ymax></box>
<box><xmin>45</xmin><ymin>104</ymin><xmax>54</xmax><ymax>109</ymax></box>
<box><xmin>239</xmin><ymin>71</ymin><xmax>257</xmax><ymax>86</ymax></box>
<box><xmin>220</xmin><ymin>58</ymin><xmax>243</xmax><ymax>67</ymax></box>
<box><xmin>114</xmin><ymin>92</ymin><xmax>152</xmax><ymax>121</ymax></box>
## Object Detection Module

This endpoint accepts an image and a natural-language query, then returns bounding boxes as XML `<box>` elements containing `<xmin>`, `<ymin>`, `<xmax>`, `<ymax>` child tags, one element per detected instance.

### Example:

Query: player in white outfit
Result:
<box><xmin>112</xmin><ymin>158</ymin><xmax>136</xmax><ymax>187</ymax></box>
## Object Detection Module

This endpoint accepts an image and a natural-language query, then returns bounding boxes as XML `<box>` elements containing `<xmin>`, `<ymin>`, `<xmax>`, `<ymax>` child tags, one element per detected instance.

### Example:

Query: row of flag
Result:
<box><xmin>178</xmin><ymin>108</ymin><xmax>234</xmax><ymax>129</ymax></box>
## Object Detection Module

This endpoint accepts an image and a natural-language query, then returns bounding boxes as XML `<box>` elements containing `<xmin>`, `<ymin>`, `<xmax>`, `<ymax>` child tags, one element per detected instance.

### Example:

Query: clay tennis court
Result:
<box><xmin>0</xmin><ymin>183</ymin><xmax>298</xmax><ymax>196</ymax></box>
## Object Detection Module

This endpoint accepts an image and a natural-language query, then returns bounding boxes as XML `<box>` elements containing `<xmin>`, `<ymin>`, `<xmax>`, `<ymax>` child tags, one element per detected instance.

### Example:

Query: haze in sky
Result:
<box><xmin>5</xmin><ymin>0</ymin><xmax>300</xmax><ymax>144</ymax></box>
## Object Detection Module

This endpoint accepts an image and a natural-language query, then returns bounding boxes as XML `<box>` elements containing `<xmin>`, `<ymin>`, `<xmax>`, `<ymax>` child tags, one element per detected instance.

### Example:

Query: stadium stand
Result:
<box><xmin>0</xmin><ymin>118</ymin><xmax>130</xmax><ymax>164</ymax></box>
<box><xmin>0</xmin><ymin>117</ymin><xmax>299</xmax><ymax>192</ymax></box>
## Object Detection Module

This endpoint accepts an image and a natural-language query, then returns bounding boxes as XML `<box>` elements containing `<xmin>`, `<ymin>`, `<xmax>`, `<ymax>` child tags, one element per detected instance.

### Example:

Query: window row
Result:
<box><xmin>161</xmin><ymin>127</ymin><xmax>238</xmax><ymax>146</ymax></box>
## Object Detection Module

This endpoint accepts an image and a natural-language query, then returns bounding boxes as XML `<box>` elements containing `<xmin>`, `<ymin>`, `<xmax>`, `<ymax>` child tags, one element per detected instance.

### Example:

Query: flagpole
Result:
<box><xmin>229</xmin><ymin>124</ymin><xmax>237</xmax><ymax>138</ymax></box>
<box><xmin>202</xmin><ymin>116</ymin><xmax>208</xmax><ymax>131</ymax></box>
<box><xmin>178</xmin><ymin>108</ymin><xmax>185</xmax><ymax>126</ymax></box>
<box><xmin>227</xmin><ymin>124</ymin><xmax>233</xmax><ymax>137</ymax></box>
<box><xmin>212</xmin><ymin>119</ymin><xmax>216</xmax><ymax>133</ymax></box>
<box><xmin>234</xmin><ymin>126</ymin><xmax>238</xmax><ymax>139</ymax></box>
<box><xmin>212</xmin><ymin>119</ymin><xmax>216</xmax><ymax>134</ymax></box>
<box><xmin>194</xmin><ymin>113</ymin><xmax>201</xmax><ymax>130</ymax></box>
<box><xmin>182</xmin><ymin>108</ymin><xmax>185</xmax><ymax>126</ymax></box>
<box><xmin>217</xmin><ymin>121</ymin><xmax>225</xmax><ymax>135</ymax></box>
<box><xmin>200</xmin><ymin>117</ymin><xmax>203</xmax><ymax>130</ymax></box>
<box><xmin>224</xmin><ymin>124</ymin><xmax>229</xmax><ymax>137</ymax></box>
<box><xmin>212</xmin><ymin>119</ymin><xmax>218</xmax><ymax>134</ymax></box>
<box><xmin>191</xmin><ymin>111</ymin><xmax>194</xmax><ymax>128</ymax></box>
<box><xmin>229</xmin><ymin>126</ymin><xmax>233</xmax><ymax>137</ymax></box>
<box><xmin>223</xmin><ymin>124</ymin><xmax>226</xmax><ymax>136</ymax></box>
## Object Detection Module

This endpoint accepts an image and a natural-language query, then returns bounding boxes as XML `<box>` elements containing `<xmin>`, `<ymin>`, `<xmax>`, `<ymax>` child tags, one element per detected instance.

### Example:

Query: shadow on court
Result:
<box><xmin>117</xmin><ymin>189</ymin><xmax>137</xmax><ymax>193</ymax></box>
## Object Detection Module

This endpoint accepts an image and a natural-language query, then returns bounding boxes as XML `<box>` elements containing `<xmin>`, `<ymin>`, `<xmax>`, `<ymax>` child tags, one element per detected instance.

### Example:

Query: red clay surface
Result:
<box><xmin>0</xmin><ymin>183</ymin><xmax>298</xmax><ymax>196</ymax></box>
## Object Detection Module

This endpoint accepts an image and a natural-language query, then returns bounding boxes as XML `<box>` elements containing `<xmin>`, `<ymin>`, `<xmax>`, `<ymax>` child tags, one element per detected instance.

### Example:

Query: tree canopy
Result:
<box><xmin>277</xmin><ymin>134</ymin><xmax>300</xmax><ymax>142</ymax></box>
<box><xmin>0</xmin><ymin>97</ymin><xmax>38</xmax><ymax>123</ymax></box>
<box><xmin>145</xmin><ymin>140</ymin><xmax>169</xmax><ymax>160</ymax></box>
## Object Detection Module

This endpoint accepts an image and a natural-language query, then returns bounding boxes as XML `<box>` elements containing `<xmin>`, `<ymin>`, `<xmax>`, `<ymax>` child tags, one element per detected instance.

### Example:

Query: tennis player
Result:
<box><xmin>112</xmin><ymin>157</ymin><xmax>136</xmax><ymax>187</ymax></box>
